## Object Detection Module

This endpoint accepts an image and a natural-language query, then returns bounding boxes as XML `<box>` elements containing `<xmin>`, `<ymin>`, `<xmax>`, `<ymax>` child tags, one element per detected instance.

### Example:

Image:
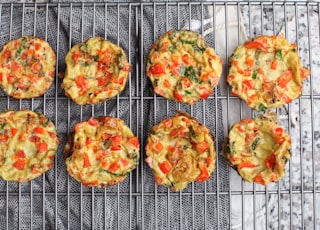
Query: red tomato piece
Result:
<box><xmin>173</xmin><ymin>91</ymin><xmax>183</xmax><ymax>102</ymax></box>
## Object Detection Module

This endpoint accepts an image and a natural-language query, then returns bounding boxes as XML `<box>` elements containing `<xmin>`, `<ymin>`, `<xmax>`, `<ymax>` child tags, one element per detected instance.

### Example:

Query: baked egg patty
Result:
<box><xmin>65</xmin><ymin>116</ymin><xmax>139</xmax><ymax>187</ymax></box>
<box><xmin>62</xmin><ymin>37</ymin><xmax>130</xmax><ymax>105</ymax></box>
<box><xmin>0</xmin><ymin>110</ymin><xmax>59</xmax><ymax>182</ymax></box>
<box><xmin>227</xmin><ymin>35</ymin><xmax>310</xmax><ymax>111</ymax></box>
<box><xmin>224</xmin><ymin>118</ymin><xmax>291</xmax><ymax>186</ymax></box>
<box><xmin>146</xmin><ymin>30</ymin><xmax>222</xmax><ymax>105</ymax></box>
<box><xmin>145</xmin><ymin>112</ymin><xmax>216</xmax><ymax>191</ymax></box>
<box><xmin>0</xmin><ymin>36</ymin><xmax>56</xmax><ymax>99</ymax></box>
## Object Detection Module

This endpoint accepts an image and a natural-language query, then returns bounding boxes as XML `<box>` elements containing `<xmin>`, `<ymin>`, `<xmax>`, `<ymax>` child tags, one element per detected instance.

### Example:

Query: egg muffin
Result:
<box><xmin>0</xmin><ymin>110</ymin><xmax>59</xmax><ymax>182</ymax></box>
<box><xmin>65</xmin><ymin>116</ymin><xmax>139</xmax><ymax>187</ymax></box>
<box><xmin>0</xmin><ymin>36</ymin><xmax>56</xmax><ymax>99</ymax></box>
<box><xmin>227</xmin><ymin>35</ymin><xmax>310</xmax><ymax>111</ymax></box>
<box><xmin>145</xmin><ymin>112</ymin><xmax>216</xmax><ymax>191</ymax></box>
<box><xmin>62</xmin><ymin>37</ymin><xmax>130</xmax><ymax>105</ymax></box>
<box><xmin>146</xmin><ymin>30</ymin><xmax>222</xmax><ymax>105</ymax></box>
<box><xmin>223</xmin><ymin>117</ymin><xmax>291</xmax><ymax>185</ymax></box>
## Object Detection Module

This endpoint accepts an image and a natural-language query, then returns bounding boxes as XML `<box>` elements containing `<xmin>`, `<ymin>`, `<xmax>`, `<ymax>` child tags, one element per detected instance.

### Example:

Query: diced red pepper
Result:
<box><xmin>278</xmin><ymin>70</ymin><xmax>293</xmax><ymax>88</ymax></box>
<box><xmin>15</xmin><ymin>150</ymin><xmax>26</xmax><ymax>158</ymax></box>
<box><xmin>88</xmin><ymin>117</ymin><xmax>99</xmax><ymax>126</ymax></box>
<box><xmin>109</xmin><ymin>143</ymin><xmax>121</xmax><ymax>150</ymax></box>
<box><xmin>271</xmin><ymin>60</ymin><xmax>278</xmax><ymax>70</ymax></box>
<box><xmin>128</xmin><ymin>136</ymin><xmax>139</xmax><ymax>148</ymax></box>
<box><xmin>254</xmin><ymin>173</ymin><xmax>266</xmax><ymax>185</ymax></box>
<box><xmin>34</xmin><ymin>127</ymin><xmax>44</xmax><ymax>134</ymax></box>
<box><xmin>200</xmin><ymin>88</ymin><xmax>212</xmax><ymax>99</ymax></box>
<box><xmin>0</xmin><ymin>133</ymin><xmax>9</xmax><ymax>143</ymax></box>
<box><xmin>13</xmin><ymin>159</ymin><xmax>26</xmax><ymax>170</ymax></box>
<box><xmin>159</xmin><ymin>161</ymin><xmax>172</xmax><ymax>174</ymax></box>
<box><xmin>11</xmin><ymin>128</ymin><xmax>18</xmax><ymax>137</ymax></box>
<box><xmin>36</xmin><ymin>142</ymin><xmax>48</xmax><ymax>153</ymax></box>
<box><xmin>245</xmin><ymin>56</ymin><xmax>254</xmax><ymax>67</ymax></box>
<box><xmin>243</xmin><ymin>80</ymin><xmax>254</xmax><ymax>90</ymax></box>
<box><xmin>265</xmin><ymin>153</ymin><xmax>276</xmax><ymax>169</ymax></box>
<box><xmin>149</xmin><ymin>62</ymin><xmax>166</xmax><ymax>75</ymax></box>
<box><xmin>75</xmin><ymin>75</ymin><xmax>87</xmax><ymax>88</ymax></box>
<box><xmin>173</xmin><ymin>91</ymin><xmax>183</xmax><ymax>102</ymax></box>
<box><xmin>196</xmin><ymin>141</ymin><xmax>209</xmax><ymax>153</ymax></box>
<box><xmin>111</xmin><ymin>135</ymin><xmax>122</xmax><ymax>144</ymax></box>
<box><xmin>196</xmin><ymin>164</ymin><xmax>210</xmax><ymax>182</ymax></box>
<box><xmin>108</xmin><ymin>162</ymin><xmax>120</xmax><ymax>172</ymax></box>
<box><xmin>238</xmin><ymin>161</ymin><xmax>257</xmax><ymax>169</ymax></box>
<box><xmin>83</xmin><ymin>153</ymin><xmax>91</xmax><ymax>168</ymax></box>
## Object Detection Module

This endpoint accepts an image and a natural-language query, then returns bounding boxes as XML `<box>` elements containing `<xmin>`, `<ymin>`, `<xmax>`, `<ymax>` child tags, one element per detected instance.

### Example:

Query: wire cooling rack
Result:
<box><xmin>0</xmin><ymin>2</ymin><xmax>319</xmax><ymax>229</ymax></box>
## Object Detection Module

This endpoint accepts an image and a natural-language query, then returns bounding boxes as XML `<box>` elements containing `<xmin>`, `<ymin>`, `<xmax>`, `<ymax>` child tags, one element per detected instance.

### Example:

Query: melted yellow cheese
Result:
<box><xmin>146</xmin><ymin>30</ymin><xmax>222</xmax><ymax>105</ymax></box>
<box><xmin>145</xmin><ymin>112</ymin><xmax>216</xmax><ymax>191</ymax></box>
<box><xmin>227</xmin><ymin>35</ymin><xmax>310</xmax><ymax>111</ymax></box>
<box><xmin>0</xmin><ymin>36</ymin><xmax>56</xmax><ymax>99</ymax></box>
<box><xmin>224</xmin><ymin>118</ymin><xmax>291</xmax><ymax>185</ymax></box>
<box><xmin>0</xmin><ymin>110</ymin><xmax>59</xmax><ymax>182</ymax></box>
<box><xmin>65</xmin><ymin>116</ymin><xmax>139</xmax><ymax>188</ymax></box>
<box><xmin>62</xmin><ymin>37</ymin><xmax>130</xmax><ymax>105</ymax></box>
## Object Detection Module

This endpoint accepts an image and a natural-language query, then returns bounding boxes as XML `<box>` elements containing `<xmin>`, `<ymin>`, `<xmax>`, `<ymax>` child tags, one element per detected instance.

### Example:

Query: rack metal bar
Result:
<box><xmin>140</xmin><ymin>4</ymin><xmax>145</xmax><ymax>230</ymax></box>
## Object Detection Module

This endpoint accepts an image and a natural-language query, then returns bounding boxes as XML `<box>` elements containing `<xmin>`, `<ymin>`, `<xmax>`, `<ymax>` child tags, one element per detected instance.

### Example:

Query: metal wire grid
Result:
<box><xmin>0</xmin><ymin>2</ymin><xmax>318</xmax><ymax>229</ymax></box>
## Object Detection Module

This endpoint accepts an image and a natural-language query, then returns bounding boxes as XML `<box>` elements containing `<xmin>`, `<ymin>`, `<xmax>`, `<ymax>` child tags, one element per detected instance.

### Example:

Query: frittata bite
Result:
<box><xmin>0</xmin><ymin>36</ymin><xmax>56</xmax><ymax>99</ymax></box>
<box><xmin>224</xmin><ymin>117</ymin><xmax>291</xmax><ymax>185</ymax></box>
<box><xmin>145</xmin><ymin>112</ymin><xmax>216</xmax><ymax>191</ymax></box>
<box><xmin>0</xmin><ymin>110</ymin><xmax>59</xmax><ymax>182</ymax></box>
<box><xmin>65</xmin><ymin>116</ymin><xmax>139</xmax><ymax>187</ymax></box>
<box><xmin>62</xmin><ymin>37</ymin><xmax>130</xmax><ymax>105</ymax></box>
<box><xmin>146</xmin><ymin>30</ymin><xmax>222</xmax><ymax>105</ymax></box>
<box><xmin>227</xmin><ymin>35</ymin><xmax>310</xmax><ymax>111</ymax></box>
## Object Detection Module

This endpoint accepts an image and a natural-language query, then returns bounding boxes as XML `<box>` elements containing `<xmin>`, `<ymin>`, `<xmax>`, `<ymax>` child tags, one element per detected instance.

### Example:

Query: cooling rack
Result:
<box><xmin>0</xmin><ymin>2</ymin><xmax>319</xmax><ymax>229</ymax></box>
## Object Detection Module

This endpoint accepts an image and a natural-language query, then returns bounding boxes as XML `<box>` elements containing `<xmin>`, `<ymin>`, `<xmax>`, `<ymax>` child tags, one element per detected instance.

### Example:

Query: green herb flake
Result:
<box><xmin>180</xmin><ymin>39</ymin><xmax>197</xmax><ymax>45</ymax></box>
<box><xmin>188</xmin><ymin>125</ymin><xmax>196</xmax><ymax>138</ymax></box>
<box><xmin>182</xmin><ymin>145</ymin><xmax>188</xmax><ymax>150</ymax></box>
<box><xmin>230</xmin><ymin>142</ymin><xmax>237</xmax><ymax>155</ymax></box>
<box><xmin>282</xmin><ymin>157</ymin><xmax>288</xmax><ymax>163</ymax></box>
<box><xmin>185</xmin><ymin>90</ymin><xmax>191</xmax><ymax>95</ymax></box>
<box><xmin>257</xmin><ymin>104</ymin><xmax>267</xmax><ymax>112</ymax></box>
<box><xmin>192</xmin><ymin>44</ymin><xmax>206</xmax><ymax>53</ymax></box>
<box><xmin>43</xmin><ymin>118</ymin><xmax>50</xmax><ymax>127</ymax></box>
<box><xmin>15</xmin><ymin>37</ymin><xmax>27</xmax><ymax>59</ymax></box>
<box><xmin>251</xmin><ymin>137</ymin><xmax>261</xmax><ymax>150</ymax></box>
<box><xmin>230</xmin><ymin>53</ymin><xmax>238</xmax><ymax>59</ymax></box>
<box><xmin>168</xmin><ymin>44</ymin><xmax>174</xmax><ymax>53</ymax></box>
<box><xmin>151</xmin><ymin>130</ymin><xmax>158</xmax><ymax>135</ymax></box>
<box><xmin>179</xmin><ymin>66</ymin><xmax>186</xmax><ymax>76</ymax></box>
<box><xmin>153</xmin><ymin>79</ymin><xmax>158</xmax><ymax>87</ymax></box>
<box><xmin>184</xmin><ymin>66</ymin><xmax>199</xmax><ymax>83</ymax></box>
<box><xmin>0</xmin><ymin>123</ymin><xmax>5</xmax><ymax>130</ymax></box>
<box><xmin>100</xmin><ymin>169</ymin><xmax>129</xmax><ymax>177</ymax></box>
<box><xmin>276</xmin><ymin>49</ymin><xmax>284</xmax><ymax>61</ymax></box>
<box><xmin>252</xmin><ymin>71</ymin><xmax>258</xmax><ymax>79</ymax></box>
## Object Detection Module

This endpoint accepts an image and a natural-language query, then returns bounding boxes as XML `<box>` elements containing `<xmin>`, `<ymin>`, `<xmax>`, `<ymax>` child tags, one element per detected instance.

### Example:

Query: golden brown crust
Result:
<box><xmin>227</xmin><ymin>35</ymin><xmax>310</xmax><ymax>111</ymax></box>
<box><xmin>0</xmin><ymin>36</ymin><xmax>56</xmax><ymax>99</ymax></box>
<box><xmin>145</xmin><ymin>113</ymin><xmax>216</xmax><ymax>191</ymax></box>
<box><xmin>146</xmin><ymin>30</ymin><xmax>222</xmax><ymax>105</ymax></box>
<box><xmin>65</xmin><ymin>116</ymin><xmax>139</xmax><ymax>188</ymax></box>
